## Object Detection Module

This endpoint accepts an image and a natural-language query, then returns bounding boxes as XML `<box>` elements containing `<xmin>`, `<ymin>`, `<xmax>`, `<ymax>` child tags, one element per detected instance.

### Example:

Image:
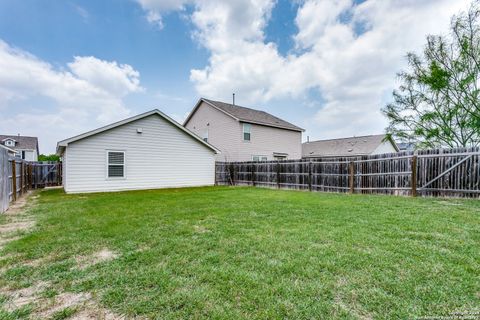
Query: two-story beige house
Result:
<box><xmin>184</xmin><ymin>98</ymin><xmax>303</xmax><ymax>162</ymax></box>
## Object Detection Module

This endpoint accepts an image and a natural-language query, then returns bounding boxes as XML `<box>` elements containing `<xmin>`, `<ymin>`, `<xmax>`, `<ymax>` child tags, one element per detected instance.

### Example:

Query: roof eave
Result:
<box><xmin>57</xmin><ymin>109</ymin><xmax>220</xmax><ymax>155</ymax></box>
<box><xmin>238</xmin><ymin>120</ymin><xmax>304</xmax><ymax>132</ymax></box>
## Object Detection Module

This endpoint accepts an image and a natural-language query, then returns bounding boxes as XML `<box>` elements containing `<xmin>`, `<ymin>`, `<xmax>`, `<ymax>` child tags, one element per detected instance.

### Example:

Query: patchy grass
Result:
<box><xmin>0</xmin><ymin>186</ymin><xmax>479</xmax><ymax>319</ymax></box>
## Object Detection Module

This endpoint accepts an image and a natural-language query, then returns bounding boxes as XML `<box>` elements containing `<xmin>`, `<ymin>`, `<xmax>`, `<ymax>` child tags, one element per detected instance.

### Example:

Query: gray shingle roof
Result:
<box><xmin>202</xmin><ymin>98</ymin><xmax>304</xmax><ymax>132</ymax></box>
<box><xmin>302</xmin><ymin>134</ymin><xmax>396</xmax><ymax>157</ymax></box>
<box><xmin>0</xmin><ymin>135</ymin><xmax>39</xmax><ymax>151</ymax></box>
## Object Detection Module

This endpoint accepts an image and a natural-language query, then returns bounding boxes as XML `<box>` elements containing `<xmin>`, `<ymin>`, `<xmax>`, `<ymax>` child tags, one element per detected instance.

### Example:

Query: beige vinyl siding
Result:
<box><xmin>64</xmin><ymin>114</ymin><xmax>215</xmax><ymax>193</ymax></box>
<box><xmin>185</xmin><ymin>101</ymin><xmax>302</xmax><ymax>162</ymax></box>
<box><xmin>372</xmin><ymin>141</ymin><xmax>398</xmax><ymax>155</ymax></box>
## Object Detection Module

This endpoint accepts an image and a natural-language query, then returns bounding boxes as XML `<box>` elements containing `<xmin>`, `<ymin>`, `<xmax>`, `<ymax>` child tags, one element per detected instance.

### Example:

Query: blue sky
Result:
<box><xmin>0</xmin><ymin>0</ymin><xmax>470</xmax><ymax>153</ymax></box>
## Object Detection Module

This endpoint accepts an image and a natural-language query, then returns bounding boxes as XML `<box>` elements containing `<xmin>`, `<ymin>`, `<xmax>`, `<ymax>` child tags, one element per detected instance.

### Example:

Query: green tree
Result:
<box><xmin>38</xmin><ymin>154</ymin><xmax>60</xmax><ymax>162</ymax></box>
<box><xmin>383</xmin><ymin>1</ymin><xmax>480</xmax><ymax>148</ymax></box>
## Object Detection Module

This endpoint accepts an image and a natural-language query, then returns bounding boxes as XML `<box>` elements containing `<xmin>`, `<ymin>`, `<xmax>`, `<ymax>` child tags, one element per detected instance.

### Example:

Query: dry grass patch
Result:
<box><xmin>75</xmin><ymin>249</ymin><xmax>119</xmax><ymax>270</ymax></box>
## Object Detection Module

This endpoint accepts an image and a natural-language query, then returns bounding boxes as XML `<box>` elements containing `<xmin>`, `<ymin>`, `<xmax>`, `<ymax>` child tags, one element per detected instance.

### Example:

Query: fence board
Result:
<box><xmin>0</xmin><ymin>148</ymin><xmax>9</xmax><ymax>213</ymax></box>
<box><xmin>0</xmin><ymin>158</ymin><xmax>62</xmax><ymax>214</ymax></box>
<box><xmin>216</xmin><ymin>147</ymin><xmax>480</xmax><ymax>198</ymax></box>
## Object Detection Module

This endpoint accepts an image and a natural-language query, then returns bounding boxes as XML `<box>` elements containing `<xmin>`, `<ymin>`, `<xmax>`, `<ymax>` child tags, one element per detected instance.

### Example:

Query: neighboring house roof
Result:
<box><xmin>302</xmin><ymin>134</ymin><xmax>398</xmax><ymax>157</ymax></box>
<box><xmin>184</xmin><ymin>98</ymin><xmax>304</xmax><ymax>132</ymax></box>
<box><xmin>56</xmin><ymin>109</ymin><xmax>220</xmax><ymax>155</ymax></box>
<box><xmin>0</xmin><ymin>135</ymin><xmax>39</xmax><ymax>152</ymax></box>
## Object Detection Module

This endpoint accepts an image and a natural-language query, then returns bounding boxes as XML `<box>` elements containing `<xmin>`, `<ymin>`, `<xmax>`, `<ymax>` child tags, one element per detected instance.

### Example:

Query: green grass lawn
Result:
<box><xmin>0</xmin><ymin>186</ymin><xmax>479</xmax><ymax>319</ymax></box>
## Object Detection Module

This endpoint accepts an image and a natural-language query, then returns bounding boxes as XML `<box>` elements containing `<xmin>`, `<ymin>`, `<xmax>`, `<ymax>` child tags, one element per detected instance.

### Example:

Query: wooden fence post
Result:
<box><xmin>11</xmin><ymin>160</ymin><xmax>17</xmax><ymax>202</ymax></box>
<box><xmin>58</xmin><ymin>163</ymin><xmax>62</xmax><ymax>186</ymax></box>
<box><xmin>411</xmin><ymin>155</ymin><xmax>417</xmax><ymax>197</ymax></box>
<box><xmin>19</xmin><ymin>162</ymin><xmax>24</xmax><ymax>196</ymax></box>
<box><xmin>308</xmin><ymin>161</ymin><xmax>312</xmax><ymax>192</ymax></box>
<box><xmin>28</xmin><ymin>164</ymin><xmax>32</xmax><ymax>189</ymax></box>
<box><xmin>349</xmin><ymin>161</ymin><xmax>355</xmax><ymax>194</ymax></box>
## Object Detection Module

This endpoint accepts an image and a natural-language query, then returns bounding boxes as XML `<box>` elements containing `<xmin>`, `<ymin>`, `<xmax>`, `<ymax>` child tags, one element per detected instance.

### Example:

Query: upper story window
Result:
<box><xmin>4</xmin><ymin>140</ymin><xmax>14</xmax><ymax>147</ymax></box>
<box><xmin>243</xmin><ymin>123</ymin><xmax>251</xmax><ymax>141</ymax></box>
<box><xmin>203</xmin><ymin>129</ymin><xmax>209</xmax><ymax>142</ymax></box>
<box><xmin>107</xmin><ymin>151</ymin><xmax>125</xmax><ymax>178</ymax></box>
<box><xmin>252</xmin><ymin>155</ymin><xmax>268</xmax><ymax>161</ymax></box>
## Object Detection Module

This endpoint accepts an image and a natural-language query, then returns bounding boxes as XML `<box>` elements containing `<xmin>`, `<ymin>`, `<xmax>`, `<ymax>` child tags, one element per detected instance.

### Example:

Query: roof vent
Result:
<box><xmin>232</xmin><ymin>93</ymin><xmax>235</xmax><ymax>106</ymax></box>
<box><xmin>347</xmin><ymin>148</ymin><xmax>353</xmax><ymax>152</ymax></box>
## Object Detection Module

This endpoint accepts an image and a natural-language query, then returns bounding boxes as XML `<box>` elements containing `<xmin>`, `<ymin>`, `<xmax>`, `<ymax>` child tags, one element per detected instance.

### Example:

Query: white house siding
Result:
<box><xmin>372</xmin><ymin>141</ymin><xmax>398</xmax><ymax>155</ymax></box>
<box><xmin>63</xmin><ymin>114</ymin><xmax>215</xmax><ymax>193</ymax></box>
<box><xmin>13</xmin><ymin>150</ymin><xmax>37</xmax><ymax>161</ymax></box>
<box><xmin>62</xmin><ymin>149</ymin><xmax>67</xmax><ymax>189</ymax></box>
<box><xmin>185</xmin><ymin>101</ymin><xmax>302</xmax><ymax>162</ymax></box>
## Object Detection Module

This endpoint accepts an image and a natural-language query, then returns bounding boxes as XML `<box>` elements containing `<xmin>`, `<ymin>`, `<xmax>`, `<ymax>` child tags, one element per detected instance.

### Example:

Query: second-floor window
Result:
<box><xmin>243</xmin><ymin>123</ymin><xmax>251</xmax><ymax>141</ymax></box>
<box><xmin>203</xmin><ymin>129</ymin><xmax>209</xmax><ymax>142</ymax></box>
<box><xmin>5</xmin><ymin>140</ymin><xmax>14</xmax><ymax>147</ymax></box>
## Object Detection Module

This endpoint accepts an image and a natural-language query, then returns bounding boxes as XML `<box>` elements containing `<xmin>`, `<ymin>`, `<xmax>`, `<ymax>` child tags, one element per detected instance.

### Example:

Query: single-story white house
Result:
<box><xmin>56</xmin><ymin>109</ymin><xmax>219</xmax><ymax>193</ymax></box>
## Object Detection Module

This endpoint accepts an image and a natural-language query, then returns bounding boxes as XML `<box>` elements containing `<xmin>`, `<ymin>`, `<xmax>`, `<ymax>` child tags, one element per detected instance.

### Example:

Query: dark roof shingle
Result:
<box><xmin>302</xmin><ymin>134</ymin><xmax>396</xmax><ymax>157</ymax></box>
<box><xmin>202</xmin><ymin>98</ymin><xmax>304</xmax><ymax>132</ymax></box>
<box><xmin>0</xmin><ymin>135</ymin><xmax>39</xmax><ymax>151</ymax></box>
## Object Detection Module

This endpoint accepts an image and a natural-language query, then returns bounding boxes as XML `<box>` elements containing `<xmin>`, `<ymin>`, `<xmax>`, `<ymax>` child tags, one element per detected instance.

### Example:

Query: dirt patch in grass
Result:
<box><xmin>37</xmin><ymin>292</ymin><xmax>92</xmax><ymax>318</ymax></box>
<box><xmin>0</xmin><ymin>191</ymin><xmax>36</xmax><ymax>251</ymax></box>
<box><xmin>0</xmin><ymin>281</ymin><xmax>49</xmax><ymax>312</ymax></box>
<box><xmin>333</xmin><ymin>277</ymin><xmax>373</xmax><ymax>320</ymax></box>
<box><xmin>70</xmin><ymin>305</ymin><xmax>126</xmax><ymax>319</ymax></box>
<box><xmin>1</xmin><ymin>282</ymin><xmax>124</xmax><ymax>319</ymax></box>
<box><xmin>0</xmin><ymin>221</ymin><xmax>35</xmax><ymax>234</ymax></box>
<box><xmin>193</xmin><ymin>225</ymin><xmax>210</xmax><ymax>233</ymax></box>
<box><xmin>76</xmin><ymin>249</ymin><xmax>119</xmax><ymax>270</ymax></box>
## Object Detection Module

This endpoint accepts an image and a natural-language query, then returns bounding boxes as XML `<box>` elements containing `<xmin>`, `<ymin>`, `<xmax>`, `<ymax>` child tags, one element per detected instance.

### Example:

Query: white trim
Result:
<box><xmin>57</xmin><ymin>109</ymin><xmax>220</xmax><ymax>155</ymax></box>
<box><xmin>183</xmin><ymin>98</ymin><xmax>304</xmax><ymax>132</ymax></box>
<box><xmin>183</xmin><ymin>98</ymin><xmax>239</xmax><ymax>126</ymax></box>
<box><xmin>239</xmin><ymin>120</ymin><xmax>304</xmax><ymax>132</ymax></box>
<box><xmin>0</xmin><ymin>144</ymin><xmax>16</xmax><ymax>153</ymax></box>
<box><xmin>106</xmin><ymin>150</ymin><xmax>126</xmax><ymax>180</ymax></box>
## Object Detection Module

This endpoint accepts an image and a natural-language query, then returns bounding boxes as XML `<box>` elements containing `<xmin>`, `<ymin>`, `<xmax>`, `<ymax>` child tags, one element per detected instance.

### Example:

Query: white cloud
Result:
<box><xmin>68</xmin><ymin>56</ymin><xmax>143</xmax><ymax>97</ymax></box>
<box><xmin>0</xmin><ymin>40</ymin><xmax>142</xmax><ymax>153</ymax></box>
<box><xmin>137</xmin><ymin>0</ymin><xmax>471</xmax><ymax>140</ymax></box>
<box><xmin>136</xmin><ymin>0</ymin><xmax>191</xmax><ymax>28</ymax></box>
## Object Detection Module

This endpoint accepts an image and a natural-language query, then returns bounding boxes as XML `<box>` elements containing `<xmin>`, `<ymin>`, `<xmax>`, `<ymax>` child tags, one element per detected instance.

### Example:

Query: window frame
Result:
<box><xmin>203</xmin><ymin>128</ymin><xmax>209</xmax><ymax>142</ymax></box>
<box><xmin>243</xmin><ymin>123</ymin><xmax>251</xmax><ymax>141</ymax></box>
<box><xmin>5</xmin><ymin>140</ymin><xmax>14</xmax><ymax>147</ymax></box>
<box><xmin>106</xmin><ymin>150</ymin><xmax>126</xmax><ymax>180</ymax></box>
<box><xmin>252</xmin><ymin>155</ymin><xmax>268</xmax><ymax>162</ymax></box>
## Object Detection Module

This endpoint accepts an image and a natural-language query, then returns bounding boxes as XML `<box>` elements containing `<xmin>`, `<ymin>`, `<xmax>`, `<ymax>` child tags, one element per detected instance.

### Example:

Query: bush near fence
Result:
<box><xmin>215</xmin><ymin>147</ymin><xmax>480</xmax><ymax>198</ymax></box>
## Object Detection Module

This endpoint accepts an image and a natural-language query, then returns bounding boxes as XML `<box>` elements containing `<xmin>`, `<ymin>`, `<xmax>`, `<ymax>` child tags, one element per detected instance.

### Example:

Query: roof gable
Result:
<box><xmin>0</xmin><ymin>135</ymin><xmax>38</xmax><ymax>151</ymax></box>
<box><xmin>56</xmin><ymin>109</ymin><xmax>220</xmax><ymax>155</ymax></box>
<box><xmin>184</xmin><ymin>98</ymin><xmax>304</xmax><ymax>132</ymax></box>
<box><xmin>302</xmin><ymin>134</ymin><xmax>398</xmax><ymax>157</ymax></box>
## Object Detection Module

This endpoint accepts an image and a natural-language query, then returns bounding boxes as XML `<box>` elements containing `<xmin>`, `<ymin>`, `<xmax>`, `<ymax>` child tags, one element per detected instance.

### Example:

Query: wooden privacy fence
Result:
<box><xmin>215</xmin><ymin>147</ymin><xmax>480</xmax><ymax>198</ymax></box>
<box><xmin>0</xmin><ymin>151</ymin><xmax>62</xmax><ymax>213</ymax></box>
